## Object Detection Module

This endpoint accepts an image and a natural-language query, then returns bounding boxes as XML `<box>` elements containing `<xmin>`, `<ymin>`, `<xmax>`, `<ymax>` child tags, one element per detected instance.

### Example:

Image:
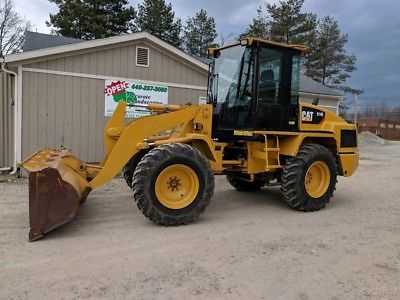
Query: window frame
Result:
<box><xmin>256</xmin><ymin>46</ymin><xmax>284</xmax><ymax>107</ymax></box>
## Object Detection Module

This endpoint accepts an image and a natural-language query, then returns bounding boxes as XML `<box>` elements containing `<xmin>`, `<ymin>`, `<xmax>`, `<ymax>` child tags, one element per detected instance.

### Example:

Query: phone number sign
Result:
<box><xmin>104</xmin><ymin>80</ymin><xmax>168</xmax><ymax>118</ymax></box>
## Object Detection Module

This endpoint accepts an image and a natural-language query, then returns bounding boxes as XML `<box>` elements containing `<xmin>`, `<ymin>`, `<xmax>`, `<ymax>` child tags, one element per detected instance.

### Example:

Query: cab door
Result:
<box><xmin>252</xmin><ymin>46</ymin><xmax>298</xmax><ymax>131</ymax></box>
<box><xmin>215</xmin><ymin>47</ymin><xmax>254</xmax><ymax>135</ymax></box>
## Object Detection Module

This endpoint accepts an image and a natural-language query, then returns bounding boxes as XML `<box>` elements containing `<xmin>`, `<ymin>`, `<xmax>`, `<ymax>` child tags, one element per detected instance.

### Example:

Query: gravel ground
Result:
<box><xmin>1</xmin><ymin>142</ymin><xmax>399</xmax><ymax>299</ymax></box>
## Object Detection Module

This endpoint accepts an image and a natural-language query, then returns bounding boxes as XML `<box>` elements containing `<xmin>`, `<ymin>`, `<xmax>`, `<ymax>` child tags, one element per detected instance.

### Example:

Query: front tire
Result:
<box><xmin>132</xmin><ymin>143</ymin><xmax>215</xmax><ymax>225</ymax></box>
<box><xmin>281</xmin><ymin>143</ymin><xmax>337</xmax><ymax>211</ymax></box>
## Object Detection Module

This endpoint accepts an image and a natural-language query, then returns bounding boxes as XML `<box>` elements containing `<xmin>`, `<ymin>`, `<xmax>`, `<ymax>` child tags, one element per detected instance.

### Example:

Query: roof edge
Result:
<box><xmin>5</xmin><ymin>31</ymin><xmax>208</xmax><ymax>71</ymax></box>
<box><xmin>299</xmin><ymin>91</ymin><xmax>343</xmax><ymax>99</ymax></box>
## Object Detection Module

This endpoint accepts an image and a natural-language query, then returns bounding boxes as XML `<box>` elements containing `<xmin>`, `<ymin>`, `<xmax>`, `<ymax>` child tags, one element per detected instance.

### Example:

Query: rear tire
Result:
<box><xmin>226</xmin><ymin>175</ymin><xmax>264</xmax><ymax>192</ymax></box>
<box><xmin>281</xmin><ymin>143</ymin><xmax>337</xmax><ymax>211</ymax></box>
<box><xmin>123</xmin><ymin>150</ymin><xmax>148</xmax><ymax>188</ymax></box>
<box><xmin>132</xmin><ymin>143</ymin><xmax>215</xmax><ymax>225</ymax></box>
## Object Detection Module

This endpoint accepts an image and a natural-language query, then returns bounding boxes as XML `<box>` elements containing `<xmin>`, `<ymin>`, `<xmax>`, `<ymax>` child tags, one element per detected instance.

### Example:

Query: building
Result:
<box><xmin>358</xmin><ymin>119</ymin><xmax>400</xmax><ymax>140</ymax></box>
<box><xmin>0</xmin><ymin>31</ymin><xmax>342</xmax><ymax>170</ymax></box>
<box><xmin>298</xmin><ymin>74</ymin><xmax>342</xmax><ymax>112</ymax></box>
<box><xmin>0</xmin><ymin>31</ymin><xmax>208</xmax><ymax>170</ymax></box>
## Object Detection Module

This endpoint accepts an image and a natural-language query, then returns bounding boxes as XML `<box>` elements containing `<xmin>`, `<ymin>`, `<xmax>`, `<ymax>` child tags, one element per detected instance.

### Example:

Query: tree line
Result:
<box><xmin>359</xmin><ymin>104</ymin><xmax>400</xmax><ymax>121</ymax></box>
<box><xmin>1</xmin><ymin>0</ymin><xmax>356</xmax><ymax>93</ymax></box>
<box><xmin>46</xmin><ymin>0</ymin><xmax>218</xmax><ymax>58</ymax></box>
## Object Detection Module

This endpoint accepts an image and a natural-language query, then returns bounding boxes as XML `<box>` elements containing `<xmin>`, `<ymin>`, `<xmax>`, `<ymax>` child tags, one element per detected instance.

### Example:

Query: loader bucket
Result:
<box><xmin>21</xmin><ymin>149</ymin><xmax>91</xmax><ymax>241</ymax></box>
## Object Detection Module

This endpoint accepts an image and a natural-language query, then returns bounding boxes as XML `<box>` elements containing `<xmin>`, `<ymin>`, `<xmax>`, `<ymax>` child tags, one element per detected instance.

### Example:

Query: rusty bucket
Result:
<box><xmin>21</xmin><ymin>149</ymin><xmax>91</xmax><ymax>241</ymax></box>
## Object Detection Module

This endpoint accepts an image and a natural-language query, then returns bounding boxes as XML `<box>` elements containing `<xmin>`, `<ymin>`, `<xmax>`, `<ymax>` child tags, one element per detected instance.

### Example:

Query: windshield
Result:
<box><xmin>208</xmin><ymin>45</ymin><xmax>252</xmax><ymax>107</ymax></box>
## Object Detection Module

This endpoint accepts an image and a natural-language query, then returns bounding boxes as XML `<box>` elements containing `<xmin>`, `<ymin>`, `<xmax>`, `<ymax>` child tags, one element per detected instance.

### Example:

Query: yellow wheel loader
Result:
<box><xmin>21</xmin><ymin>37</ymin><xmax>359</xmax><ymax>241</ymax></box>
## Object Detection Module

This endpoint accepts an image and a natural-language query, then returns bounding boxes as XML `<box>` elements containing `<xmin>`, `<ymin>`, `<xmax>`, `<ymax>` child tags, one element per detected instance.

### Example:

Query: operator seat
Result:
<box><xmin>259</xmin><ymin>69</ymin><xmax>276</xmax><ymax>103</ymax></box>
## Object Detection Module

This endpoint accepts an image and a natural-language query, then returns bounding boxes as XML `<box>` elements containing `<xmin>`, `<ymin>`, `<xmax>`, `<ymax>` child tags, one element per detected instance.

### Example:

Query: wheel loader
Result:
<box><xmin>21</xmin><ymin>37</ymin><xmax>359</xmax><ymax>241</ymax></box>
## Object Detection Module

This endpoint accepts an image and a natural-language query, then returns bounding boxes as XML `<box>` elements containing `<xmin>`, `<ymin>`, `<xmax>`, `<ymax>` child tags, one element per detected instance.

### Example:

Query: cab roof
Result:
<box><xmin>208</xmin><ymin>37</ymin><xmax>309</xmax><ymax>57</ymax></box>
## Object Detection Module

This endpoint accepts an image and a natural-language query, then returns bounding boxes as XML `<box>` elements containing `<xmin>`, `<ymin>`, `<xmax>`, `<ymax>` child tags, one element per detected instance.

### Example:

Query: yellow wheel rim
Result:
<box><xmin>155</xmin><ymin>164</ymin><xmax>199</xmax><ymax>209</ymax></box>
<box><xmin>305</xmin><ymin>161</ymin><xmax>331</xmax><ymax>198</ymax></box>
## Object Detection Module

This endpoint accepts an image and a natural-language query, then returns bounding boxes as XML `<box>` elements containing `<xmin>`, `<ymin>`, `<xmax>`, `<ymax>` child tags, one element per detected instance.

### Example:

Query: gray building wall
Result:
<box><xmin>19</xmin><ymin>39</ymin><xmax>208</xmax><ymax>162</ymax></box>
<box><xmin>0</xmin><ymin>73</ymin><xmax>14</xmax><ymax>168</ymax></box>
<box><xmin>299</xmin><ymin>93</ymin><xmax>339</xmax><ymax>113</ymax></box>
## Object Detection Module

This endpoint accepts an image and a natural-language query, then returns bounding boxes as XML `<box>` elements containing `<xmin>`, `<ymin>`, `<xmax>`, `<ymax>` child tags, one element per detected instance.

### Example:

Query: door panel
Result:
<box><xmin>216</xmin><ymin>47</ymin><xmax>254</xmax><ymax>134</ymax></box>
<box><xmin>253</xmin><ymin>47</ymin><xmax>284</xmax><ymax>130</ymax></box>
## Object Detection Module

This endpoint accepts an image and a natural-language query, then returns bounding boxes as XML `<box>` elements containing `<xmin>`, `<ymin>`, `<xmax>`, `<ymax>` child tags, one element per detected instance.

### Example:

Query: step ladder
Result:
<box><xmin>264</xmin><ymin>134</ymin><xmax>281</xmax><ymax>171</ymax></box>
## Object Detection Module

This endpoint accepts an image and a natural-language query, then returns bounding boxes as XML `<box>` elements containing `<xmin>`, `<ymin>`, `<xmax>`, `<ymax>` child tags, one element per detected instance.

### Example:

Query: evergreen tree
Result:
<box><xmin>183</xmin><ymin>9</ymin><xmax>217</xmax><ymax>57</ymax></box>
<box><xmin>47</xmin><ymin>0</ymin><xmax>136</xmax><ymax>40</ymax></box>
<box><xmin>239</xmin><ymin>0</ymin><xmax>315</xmax><ymax>44</ymax></box>
<box><xmin>304</xmin><ymin>16</ymin><xmax>357</xmax><ymax>89</ymax></box>
<box><xmin>240</xmin><ymin>7</ymin><xmax>269</xmax><ymax>39</ymax></box>
<box><xmin>135</xmin><ymin>0</ymin><xmax>182</xmax><ymax>47</ymax></box>
<box><xmin>266</xmin><ymin>0</ymin><xmax>316</xmax><ymax>44</ymax></box>
<box><xmin>240</xmin><ymin>1</ymin><xmax>357</xmax><ymax>92</ymax></box>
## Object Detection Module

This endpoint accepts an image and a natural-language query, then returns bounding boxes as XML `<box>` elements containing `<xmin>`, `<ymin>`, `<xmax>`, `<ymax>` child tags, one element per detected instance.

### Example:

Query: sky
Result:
<box><xmin>13</xmin><ymin>0</ymin><xmax>400</xmax><ymax>108</ymax></box>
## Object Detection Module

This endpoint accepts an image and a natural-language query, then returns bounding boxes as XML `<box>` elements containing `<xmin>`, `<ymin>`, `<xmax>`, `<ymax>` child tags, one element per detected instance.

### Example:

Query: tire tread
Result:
<box><xmin>132</xmin><ymin>143</ymin><xmax>215</xmax><ymax>226</ymax></box>
<box><xmin>281</xmin><ymin>143</ymin><xmax>338</xmax><ymax>212</ymax></box>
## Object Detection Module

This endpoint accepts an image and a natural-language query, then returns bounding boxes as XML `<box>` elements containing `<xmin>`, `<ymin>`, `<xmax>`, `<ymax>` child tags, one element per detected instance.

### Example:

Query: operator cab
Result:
<box><xmin>207</xmin><ymin>37</ymin><xmax>308</xmax><ymax>140</ymax></box>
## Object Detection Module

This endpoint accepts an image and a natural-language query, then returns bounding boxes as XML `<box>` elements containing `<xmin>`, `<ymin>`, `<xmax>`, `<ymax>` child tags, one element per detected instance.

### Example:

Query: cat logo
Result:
<box><xmin>302</xmin><ymin>111</ymin><xmax>314</xmax><ymax>122</ymax></box>
<box><xmin>301</xmin><ymin>108</ymin><xmax>325</xmax><ymax>124</ymax></box>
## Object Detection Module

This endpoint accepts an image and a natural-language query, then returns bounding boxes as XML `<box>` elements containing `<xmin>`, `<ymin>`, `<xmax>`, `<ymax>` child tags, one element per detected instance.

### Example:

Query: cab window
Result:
<box><xmin>291</xmin><ymin>55</ymin><xmax>300</xmax><ymax>105</ymax></box>
<box><xmin>258</xmin><ymin>48</ymin><xmax>283</xmax><ymax>105</ymax></box>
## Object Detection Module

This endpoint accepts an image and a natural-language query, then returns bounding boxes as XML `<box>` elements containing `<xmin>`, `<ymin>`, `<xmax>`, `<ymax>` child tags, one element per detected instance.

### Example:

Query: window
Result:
<box><xmin>388</xmin><ymin>124</ymin><xmax>394</xmax><ymax>129</ymax></box>
<box><xmin>210</xmin><ymin>45</ymin><xmax>250</xmax><ymax>106</ymax></box>
<box><xmin>380</xmin><ymin>123</ymin><xmax>386</xmax><ymax>128</ymax></box>
<box><xmin>396</xmin><ymin>125</ymin><xmax>400</xmax><ymax>129</ymax></box>
<box><xmin>136</xmin><ymin>46</ymin><xmax>149</xmax><ymax>67</ymax></box>
<box><xmin>258</xmin><ymin>48</ymin><xmax>282</xmax><ymax>105</ymax></box>
<box><xmin>224</xmin><ymin>47</ymin><xmax>254</xmax><ymax>109</ymax></box>
<box><xmin>291</xmin><ymin>55</ymin><xmax>300</xmax><ymax>104</ymax></box>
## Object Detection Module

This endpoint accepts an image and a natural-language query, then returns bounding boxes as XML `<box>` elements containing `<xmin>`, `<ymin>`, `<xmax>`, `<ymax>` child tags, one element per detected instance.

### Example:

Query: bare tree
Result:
<box><xmin>0</xmin><ymin>0</ymin><xmax>30</xmax><ymax>57</ymax></box>
<box><xmin>218</xmin><ymin>31</ymin><xmax>235</xmax><ymax>46</ymax></box>
<box><xmin>359</xmin><ymin>102</ymin><xmax>400</xmax><ymax>121</ymax></box>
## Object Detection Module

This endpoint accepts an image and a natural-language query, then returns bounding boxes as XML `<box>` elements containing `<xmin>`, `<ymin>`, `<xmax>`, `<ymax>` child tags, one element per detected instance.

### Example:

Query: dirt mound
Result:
<box><xmin>359</xmin><ymin>131</ymin><xmax>386</xmax><ymax>146</ymax></box>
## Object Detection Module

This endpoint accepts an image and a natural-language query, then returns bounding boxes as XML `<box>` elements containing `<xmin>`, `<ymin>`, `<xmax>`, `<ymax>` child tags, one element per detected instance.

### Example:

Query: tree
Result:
<box><xmin>267</xmin><ymin>0</ymin><xmax>316</xmax><ymax>44</ymax></box>
<box><xmin>338</xmin><ymin>99</ymin><xmax>350</xmax><ymax>119</ymax></box>
<box><xmin>240</xmin><ymin>0</ymin><xmax>357</xmax><ymax>96</ymax></box>
<box><xmin>47</xmin><ymin>0</ymin><xmax>136</xmax><ymax>40</ymax></box>
<box><xmin>304</xmin><ymin>16</ymin><xmax>357</xmax><ymax>89</ymax></box>
<box><xmin>338</xmin><ymin>87</ymin><xmax>363</xmax><ymax>120</ymax></box>
<box><xmin>0</xmin><ymin>0</ymin><xmax>30</xmax><ymax>57</ymax></box>
<box><xmin>218</xmin><ymin>31</ymin><xmax>234</xmax><ymax>47</ymax></box>
<box><xmin>136</xmin><ymin>0</ymin><xmax>182</xmax><ymax>47</ymax></box>
<box><xmin>240</xmin><ymin>6</ymin><xmax>270</xmax><ymax>39</ymax></box>
<box><xmin>183</xmin><ymin>9</ymin><xmax>217</xmax><ymax>57</ymax></box>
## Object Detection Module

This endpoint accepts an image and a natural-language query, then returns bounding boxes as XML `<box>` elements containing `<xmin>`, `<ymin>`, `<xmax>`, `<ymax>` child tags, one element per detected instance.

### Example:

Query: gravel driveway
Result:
<box><xmin>1</xmin><ymin>142</ymin><xmax>399</xmax><ymax>299</ymax></box>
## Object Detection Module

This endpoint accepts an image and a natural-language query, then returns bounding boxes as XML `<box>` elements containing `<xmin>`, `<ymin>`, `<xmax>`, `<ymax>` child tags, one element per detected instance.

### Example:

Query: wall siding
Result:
<box><xmin>26</xmin><ymin>41</ymin><xmax>208</xmax><ymax>88</ymax></box>
<box><xmin>23</xmin><ymin>73</ymin><xmax>104</xmax><ymax>162</ymax></box>
<box><xmin>299</xmin><ymin>94</ymin><xmax>339</xmax><ymax>113</ymax></box>
<box><xmin>21</xmin><ymin>41</ymin><xmax>207</xmax><ymax>163</ymax></box>
<box><xmin>0</xmin><ymin>73</ymin><xmax>14</xmax><ymax>168</ymax></box>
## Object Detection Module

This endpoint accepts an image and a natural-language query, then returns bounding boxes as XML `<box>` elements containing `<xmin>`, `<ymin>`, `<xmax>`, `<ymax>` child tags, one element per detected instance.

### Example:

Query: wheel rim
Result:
<box><xmin>155</xmin><ymin>164</ymin><xmax>199</xmax><ymax>209</ymax></box>
<box><xmin>305</xmin><ymin>161</ymin><xmax>331</xmax><ymax>198</ymax></box>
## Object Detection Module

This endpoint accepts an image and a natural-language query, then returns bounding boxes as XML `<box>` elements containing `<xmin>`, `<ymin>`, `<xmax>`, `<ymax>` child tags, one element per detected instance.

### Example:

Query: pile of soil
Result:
<box><xmin>359</xmin><ymin>131</ymin><xmax>386</xmax><ymax>146</ymax></box>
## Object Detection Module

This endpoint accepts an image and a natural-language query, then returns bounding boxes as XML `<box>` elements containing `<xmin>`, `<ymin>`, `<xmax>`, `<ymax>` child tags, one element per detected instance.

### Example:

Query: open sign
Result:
<box><xmin>104</xmin><ymin>81</ymin><xmax>130</xmax><ymax>96</ymax></box>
